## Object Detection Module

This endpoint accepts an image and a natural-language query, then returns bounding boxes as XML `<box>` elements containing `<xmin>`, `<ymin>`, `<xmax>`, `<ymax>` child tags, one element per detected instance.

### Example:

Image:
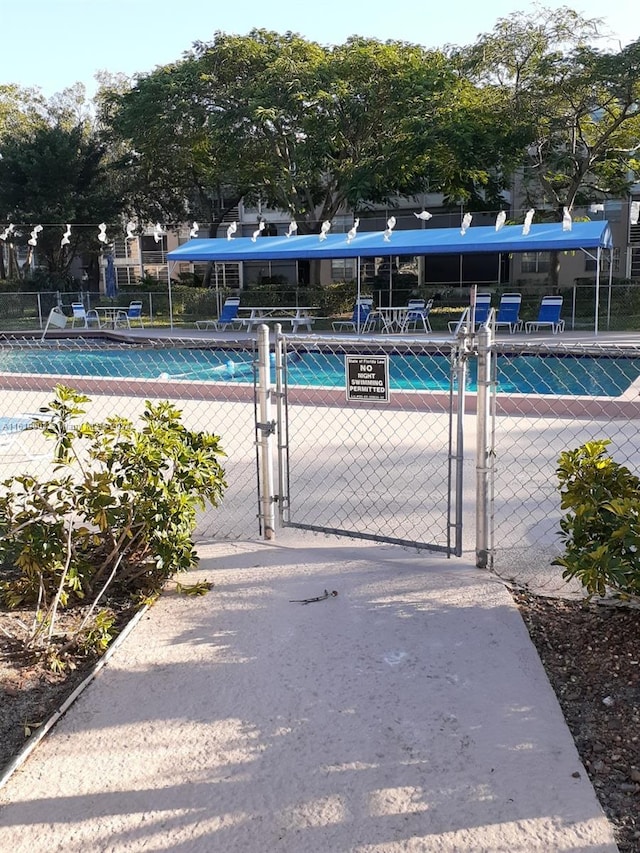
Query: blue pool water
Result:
<box><xmin>1</xmin><ymin>346</ymin><xmax>639</xmax><ymax>397</ymax></box>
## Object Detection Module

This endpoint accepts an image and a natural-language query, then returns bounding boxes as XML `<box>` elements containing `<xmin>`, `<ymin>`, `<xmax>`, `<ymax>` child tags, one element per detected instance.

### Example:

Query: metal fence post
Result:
<box><xmin>273</xmin><ymin>328</ymin><xmax>288</xmax><ymax>527</ymax></box>
<box><xmin>257</xmin><ymin>324</ymin><xmax>276</xmax><ymax>539</ymax></box>
<box><xmin>475</xmin><ymin>325</ymin><xmax>492</xmax><ymax>568</ymax></box>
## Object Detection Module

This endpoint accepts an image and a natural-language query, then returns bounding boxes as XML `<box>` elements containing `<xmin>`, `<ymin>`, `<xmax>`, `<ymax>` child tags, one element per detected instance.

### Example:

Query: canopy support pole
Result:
<box><xmin>167</xmin><ymin>261</ymin><xmax>175</xmax><ymax>330</ymax></box>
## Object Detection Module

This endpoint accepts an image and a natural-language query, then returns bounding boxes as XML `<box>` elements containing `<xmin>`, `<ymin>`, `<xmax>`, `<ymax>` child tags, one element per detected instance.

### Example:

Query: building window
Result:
<box><xmin>521</xmin><ymin>252</ymin><xmax>550</xmax><ymax>273</ymax></box>
<box><xmin>331</xmin><ymin>258</ymin><xmax>356</xmax><ymax>281</ymax></box>
<box><xmin>585</xmin><ymin>248</ymin><xmax>619</xmax><ymax>273</ymax></box>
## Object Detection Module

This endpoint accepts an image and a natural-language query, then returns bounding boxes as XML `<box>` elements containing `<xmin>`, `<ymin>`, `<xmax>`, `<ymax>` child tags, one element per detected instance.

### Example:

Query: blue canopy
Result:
<box><xmin>167</xmin><ymin>220</ymin><xmax>612</xmax><ymax>262</ymax></box>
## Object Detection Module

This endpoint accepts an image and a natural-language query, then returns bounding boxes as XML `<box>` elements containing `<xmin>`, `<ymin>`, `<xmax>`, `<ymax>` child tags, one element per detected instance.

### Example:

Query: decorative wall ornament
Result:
<box><xmin>522</xmin><ymin>209</ymin><xmax>535</xmax><ymax>236</ymax></box>
<box><xmin>28</xmin><ymin>225</ymin><xmax>43</xmax><ymax>246</ymax></box>
<box><xmin>251</xmin><ymin>221</ymin><xmax>265</xmax><ymax>242</ymax></box>
<box><xmin>319</xmin><ymin>220</ymin><xmax>331</xmax><ymax>241</ymax></box>
<box><xmin>460</xmin><ymin>213</ymin><xmax>473</xmax><ymax>235</ymax></box>
<box><xmin>383</xmin><ymin>216</ymin><xmax>396</xmax><ymax>241</ymax></box>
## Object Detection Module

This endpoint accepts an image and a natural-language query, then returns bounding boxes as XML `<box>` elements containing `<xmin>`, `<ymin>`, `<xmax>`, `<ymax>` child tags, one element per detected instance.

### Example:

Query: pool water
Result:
<box><xmin>1</xmin><ymin>346</ymin><xmax>639</xmax><ymax>397</ymax></box>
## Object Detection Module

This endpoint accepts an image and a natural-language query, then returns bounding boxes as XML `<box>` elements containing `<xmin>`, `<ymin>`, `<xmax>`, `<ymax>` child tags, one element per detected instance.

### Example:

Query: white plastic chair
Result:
<box><xmin>41</xmin><ymin>306</ymin><xmax>68</xmax><ymax>339</ymax></box>
<box><xmin>402</xmin><ymin>298</ymin><xmax>433</xmax><ymax>333</ymax></box>
<box><xmin>71</xmin><ymin>302</ymin><xmax>100</xmax><ymax>329</ymax></box>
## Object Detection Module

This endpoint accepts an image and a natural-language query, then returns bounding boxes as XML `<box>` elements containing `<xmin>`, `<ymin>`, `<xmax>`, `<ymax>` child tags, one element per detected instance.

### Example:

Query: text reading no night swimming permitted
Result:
<box><xmin>345</xmin><ymin>355</ymin><xmax>390</xmax><ymax>403</ymax></box>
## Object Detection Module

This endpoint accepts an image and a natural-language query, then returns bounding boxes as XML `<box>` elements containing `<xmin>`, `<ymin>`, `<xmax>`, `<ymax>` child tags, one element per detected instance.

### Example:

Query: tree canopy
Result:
<box><xmin>106</xmin><ymin>30</ymin><xmax>523</xmax><ymax>234</ymax></box>
<box><xmin>1</xmin><ymin>7</ymin><xmax>639</xmax><ymax>289</ymax></box>
<box><xmin>455</xmin><ymin>6</ymin><xmax>640</xmax><ymax>217</ymax></box>
<box><xmin>0</xmin><ymin>116</ymin><xmax>124</xmax><ymax>281</ymax></box>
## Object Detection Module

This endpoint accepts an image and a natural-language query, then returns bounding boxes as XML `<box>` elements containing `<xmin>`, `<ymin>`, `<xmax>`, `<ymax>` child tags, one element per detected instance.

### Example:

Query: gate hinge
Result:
<box><xmin>256</xmin><ymin>420</ymin><xmax>276</xmax><ymax>435</ymax></box>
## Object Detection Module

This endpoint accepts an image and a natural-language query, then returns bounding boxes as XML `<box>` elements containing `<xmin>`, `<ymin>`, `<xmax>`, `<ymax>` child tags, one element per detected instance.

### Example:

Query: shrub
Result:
<box><xmin>0</xmin><ymin>386</ymin><xmax>227</xmax><ymax>659</ymax></box>
<box><xmin>554</xmin><ymin>440</ymin><xmax>640</xmax><ymax>598</ymax></box>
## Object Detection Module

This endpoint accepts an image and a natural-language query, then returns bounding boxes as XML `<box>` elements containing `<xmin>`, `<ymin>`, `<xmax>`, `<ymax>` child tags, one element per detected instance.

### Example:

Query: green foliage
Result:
<box><xmin>107</xmin><ymin>30</ymin><xmax>520</xmax><ymax>241</ymax></box>
<box><xmin>0</xmin><ymin>121</ymin><xmax>124</xmax><ymax>279</ymax></box>
<box><xmin>0</xmin><ymin>385</ymin><xmax>227</xmax><ymax>658</ymax></box>
<box><xmin>459</xmin><ymin>8</ymin><xmax>640</xmax><ymax>215</ymax></box>
<box><xmin>554</xmin><ymin>440</ymin><xmax>640</xmax><ymax>598</ymax></box>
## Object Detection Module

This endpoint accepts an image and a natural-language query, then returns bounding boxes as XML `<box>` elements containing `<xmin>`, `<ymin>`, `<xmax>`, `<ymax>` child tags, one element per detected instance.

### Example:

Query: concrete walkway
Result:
<box><xmin>0</xmin><ymin>537</ymin><xmax>617</xmax><ymax>852</ymax></box>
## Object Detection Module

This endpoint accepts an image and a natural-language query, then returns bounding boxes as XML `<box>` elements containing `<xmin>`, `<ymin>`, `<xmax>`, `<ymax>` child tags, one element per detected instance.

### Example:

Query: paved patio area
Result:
<box><xmin>0</xmin><ymin>536</ymin><xmax>617</xmax><ymax>852</ymax></box>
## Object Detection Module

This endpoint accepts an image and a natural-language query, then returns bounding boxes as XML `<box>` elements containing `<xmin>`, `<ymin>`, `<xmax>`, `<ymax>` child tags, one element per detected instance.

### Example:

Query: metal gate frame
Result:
<box><xmin>263</xmin><ymin>329</ymin><xmax>466</xmax><ymax>557</ymax></box>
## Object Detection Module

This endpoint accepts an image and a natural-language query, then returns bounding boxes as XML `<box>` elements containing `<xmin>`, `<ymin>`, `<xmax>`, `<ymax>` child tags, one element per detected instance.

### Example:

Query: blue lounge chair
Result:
<box><xmin>494</xmin><ymin>293</ymin><xmax>523</xmax><ymax>334</ymax></box>
<box><xmin>448</xmin><ymin>293</ymin><xmax>492</xmax><ymax>333</ymax></box>
<box><xmin>196</xmin><ymin>297</ymin><xmax>242</xmax><ymax>330</ymax></box>
<box><xmin>525</xmin><ymin>296</ymin><xmax>565</xmax><ymax>334</ymax></box>
<box><xmin>332</xmin><ymin>298</ymin><xmax>373</xmax><ymax>333</ymax></box>
<box><xmin>115</xmin><ymin>301</ymin><xmax>144</xmax><ymax>329</ymax></box>
<box><xmin>402</xmin><ymin>298</ymin><xmax>433</xmax><ymax>333</ymax></box>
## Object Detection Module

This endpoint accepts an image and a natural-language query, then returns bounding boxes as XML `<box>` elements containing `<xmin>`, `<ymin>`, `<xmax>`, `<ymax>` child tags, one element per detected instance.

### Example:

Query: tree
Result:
<box><xmin>106</xmin><ymin>30</ymin><xmax>522</xmax><ymax>242</ymax></box>
<box><xmin>457</xmin><ymin>6</ymin><xmax>640</xmax><ymax>285</ymax></box>
<box><xmin>0</xmin><ymin>121</ymin><xmax>124</xmax><ymax>283</ymax></box>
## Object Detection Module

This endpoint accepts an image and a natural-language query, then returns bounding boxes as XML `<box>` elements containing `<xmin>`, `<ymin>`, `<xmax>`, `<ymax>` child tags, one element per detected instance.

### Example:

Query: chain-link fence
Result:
<box><xmin>489</xmin><ymin>339</ymin><xmax>640</xmax><ymax>592</ymax></box>
<box><xmin>3</xmin><ymin>331</ymin><xmax>640</xmax><ymax>596</ymax></box>
<box><xmin>275</xmin><ymin>335</ymin><xmax>464</xmax><ymax>554</ymax></box>
<box><xmin>0</xmin><ymin>335</ymin><xmax>260</xmax><ymax>540</ymax></box>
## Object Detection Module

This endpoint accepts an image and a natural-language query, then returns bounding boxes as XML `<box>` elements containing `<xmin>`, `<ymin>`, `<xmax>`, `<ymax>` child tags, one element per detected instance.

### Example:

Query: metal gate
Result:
<box><xmin>268</xmin><ymin>331</ymin><xmax>466</xmax><ymax>556</ymax></box>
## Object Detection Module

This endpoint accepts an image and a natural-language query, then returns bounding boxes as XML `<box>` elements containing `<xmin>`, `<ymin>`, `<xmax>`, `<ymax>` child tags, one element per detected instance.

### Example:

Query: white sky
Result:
<box><xmin>0</xmin><ymin>0</ymin><xmax>636</xmax><ymax>99</ymax></box>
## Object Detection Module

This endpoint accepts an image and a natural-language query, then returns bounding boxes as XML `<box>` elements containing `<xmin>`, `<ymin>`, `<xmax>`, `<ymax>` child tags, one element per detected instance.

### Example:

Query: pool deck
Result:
<box><xmin>14</xmin><ymin>324</ymin><xmax>640</xmax><ymax>348</ymax></box>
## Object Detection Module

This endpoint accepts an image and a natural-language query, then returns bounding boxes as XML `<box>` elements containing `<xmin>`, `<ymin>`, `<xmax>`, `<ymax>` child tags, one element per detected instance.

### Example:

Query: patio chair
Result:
<box><xmin>41</xmin><ymin>306</ymin><xmax>69</xmax><ymax>339</ymax></box>
<box><xmin>115</xmin><ymin>301</ymin><xmax>144</xmax><ymax>329</ymax></box>
<box><xmin>402</xmin><ymin>298</ymin><xmax>433</xmax><ymax>333</ymax></box>
<box><xmin>71</xmin><ymin>302</ymin><xmax>101</xmax><ymax>329</ymax></box>
<box><xmin>448</xmin><ymin>293</ymin><xmax>492</xmax><ymax>333</ymax></box>
<box><xmin>525</xmin><ymin>295</ymin><xmax>565</xmax><ymax>334</ymax></box>
<box><xmin>494</xmin><ymin>293</ymin><xmax>523</xmax><ymax>334</ymax></box>
<box><xmin>332</xmin><ymin>297</ymin><xmax>374</xmax><ymax>333</ymax></box>
<box><xmin>196</xmin><ymin>297</ymin><xmax>242</xmax><ymax>330</ymax></box>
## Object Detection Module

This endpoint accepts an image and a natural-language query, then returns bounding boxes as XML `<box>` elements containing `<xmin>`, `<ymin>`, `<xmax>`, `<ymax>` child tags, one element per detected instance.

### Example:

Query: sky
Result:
<box><xmin>0</xmin><ymin>0</ymin><xmax>636</xmax><ymax>99</ymax></box>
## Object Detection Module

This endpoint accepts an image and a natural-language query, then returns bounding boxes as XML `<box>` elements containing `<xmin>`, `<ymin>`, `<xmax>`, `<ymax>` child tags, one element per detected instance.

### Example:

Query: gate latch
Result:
<box><xmin>256</xmin><ymin>420</ymin><xmax>276</xmax><ymax>435</ymax></box>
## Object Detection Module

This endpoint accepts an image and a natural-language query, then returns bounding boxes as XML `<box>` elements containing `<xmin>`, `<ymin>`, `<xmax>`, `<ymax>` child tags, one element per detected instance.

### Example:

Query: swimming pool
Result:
<box><xmin>1</xmin><ymin>345</ymin><xmax>639</xmax><ymax>397</ymax></box>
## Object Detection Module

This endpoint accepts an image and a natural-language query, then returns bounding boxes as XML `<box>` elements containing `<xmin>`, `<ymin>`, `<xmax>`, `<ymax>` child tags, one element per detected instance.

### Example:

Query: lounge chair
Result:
<box><xmin>525</xmin><ymin>296</ymin><xmax>565</xmax><ymax>334</ymax></box>
<box><xmin>448</xmin><ymin>293</ymin><xmax>492</xmax><ymax>333</ymax></box>
<box><xmin>494</xmin><ymin>293</ymin><xmax>523</xmax><ymax>334</ymax></box>
<box><xmin>71</xmin><ymin>302</ymin><xmax>101</xmax><ymax>329</ymax></box>
<box><xmin>115</xmin><ymin>301</ymin><xmax>144</xmax><ymax>329</ymax></box>
<box><xmin>402</xmin><ymin>298</ymin><xmax>433</xmax><ymax>333</ymax></box>
<box><xmin>41</xmin><ymin>306</ymin><xmax>69</xmax><ymax>339</ymax></box>
<box><xmin>332</xmin><ymin>298</ymin><xmax>374</xmax><ymax>333</ymax></box>
<box><xmin>196</xmin><ymin>297</ymin><xmax>242</xmax><ymax>330</ymax></box>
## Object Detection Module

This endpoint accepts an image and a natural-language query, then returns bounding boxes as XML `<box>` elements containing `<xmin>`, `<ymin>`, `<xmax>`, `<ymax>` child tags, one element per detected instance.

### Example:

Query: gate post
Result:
<box><xmin>257</xmin><ymin>324</ymin><xmax>276</xmax><ymax>539</ymax></box>
<box><xmin>475</xmin><ymin>325</ymin><xmax>492</xmax><ymax>568</ymax></box>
